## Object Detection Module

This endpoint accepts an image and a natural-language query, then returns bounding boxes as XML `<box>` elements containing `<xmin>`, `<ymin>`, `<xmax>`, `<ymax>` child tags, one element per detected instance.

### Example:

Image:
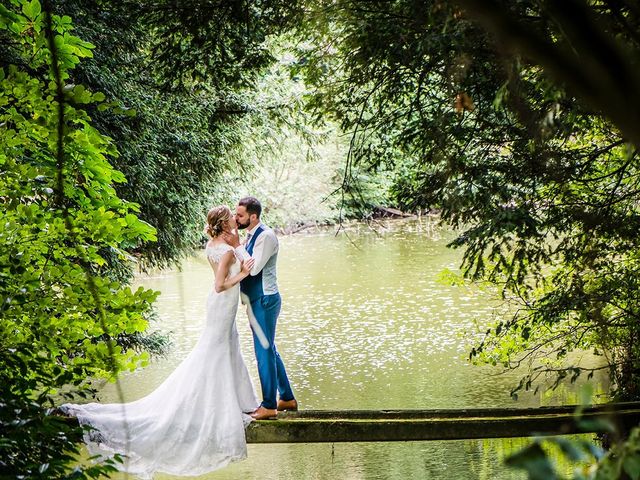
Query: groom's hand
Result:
<box><xmin>222</xmin><ymin>229</ymin><xmax>241</xmax><ymax>248</ymax></box>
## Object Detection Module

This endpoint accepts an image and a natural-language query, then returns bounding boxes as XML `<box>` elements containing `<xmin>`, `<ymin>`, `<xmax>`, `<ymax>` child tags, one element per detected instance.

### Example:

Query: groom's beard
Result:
<box><xmin>236</xmin><ymin>221</ymin><xmax>250</xmax><ymax>230</ymax></box>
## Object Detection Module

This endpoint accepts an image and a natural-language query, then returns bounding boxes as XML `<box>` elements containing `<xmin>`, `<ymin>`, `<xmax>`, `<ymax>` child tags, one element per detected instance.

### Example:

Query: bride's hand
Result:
<box><xmin>240</xmin><ymin>258</ymin><xmax>255</xmax><ymax>275</ymax></box>
<box><xmin>221</xmin><ymin>229</ymin><xmax>240</xmax><ymax>248</ymax></box>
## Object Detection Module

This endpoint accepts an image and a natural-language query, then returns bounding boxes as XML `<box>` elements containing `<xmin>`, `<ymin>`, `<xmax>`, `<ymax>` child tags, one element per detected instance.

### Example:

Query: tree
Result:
<box><xmin>48</xmin><ymin>0</ymin><xmax>305</xmax><ymax>268</ymax></box>
<box><xmin>455</xmin><ymin>0</ymin><xmax>640</xmax><ymax>149</ymax></box>
<box><xmin>0</xmin><ymin>1</ymin><xmax>158</xmax><ymax>476</ymax></box>
<box><xmin>292</xmin><ymin>0</ymin><xmax>640</xmax><ymax>402</ymax></box>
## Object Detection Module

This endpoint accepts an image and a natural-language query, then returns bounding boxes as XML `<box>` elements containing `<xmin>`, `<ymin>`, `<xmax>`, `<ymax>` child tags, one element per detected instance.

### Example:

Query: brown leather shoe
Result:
<box><xmin>277</xmin><ymin>399</ymin><xmax>298</xmax><ymax>411</ymax></box>
<box><xmin>250</xmin><ymin>406</ymin><xmax>277</xmax><ymax>420</ymax></box>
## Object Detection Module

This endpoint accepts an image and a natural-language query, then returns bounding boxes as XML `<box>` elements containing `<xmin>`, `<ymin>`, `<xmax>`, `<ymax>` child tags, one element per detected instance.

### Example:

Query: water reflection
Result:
<box><xmin>100</xmin><ymin>219</ymin><xmax>604</xmax><ymax>479</ymax></box>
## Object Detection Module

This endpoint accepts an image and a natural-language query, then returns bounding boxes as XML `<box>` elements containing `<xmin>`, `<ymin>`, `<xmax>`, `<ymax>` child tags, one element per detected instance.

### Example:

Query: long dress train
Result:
<box><xmin>60</xmin><ymin>243</ymin><xmax>259</xmax><ymax>478</ymax></box>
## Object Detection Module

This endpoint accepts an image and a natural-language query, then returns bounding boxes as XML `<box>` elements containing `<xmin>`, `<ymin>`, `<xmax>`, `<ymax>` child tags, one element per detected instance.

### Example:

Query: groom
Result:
<box><xmin>226</xmin><ymin>196</ymin><xmax>297</xmax><ymax>420</ymax></box>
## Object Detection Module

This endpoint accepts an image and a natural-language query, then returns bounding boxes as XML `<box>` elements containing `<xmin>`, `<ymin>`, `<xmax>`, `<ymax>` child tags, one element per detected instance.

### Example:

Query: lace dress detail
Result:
<box><xmin>206</xmin><ymin>242</ymin><xmax>234</xmax><ymax>263</ymax></box>
<box><xmin>60</xmin><ymin>243</ymin><xmax>259</xmax><ymax>479</ymax></box>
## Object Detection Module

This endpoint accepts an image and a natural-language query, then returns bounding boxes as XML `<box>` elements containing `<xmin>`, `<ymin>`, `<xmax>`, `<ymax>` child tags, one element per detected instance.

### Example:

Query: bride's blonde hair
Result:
<box><xmin>205</xmin><ymin>205</ymin><xmax>232</xmax><ymax>238</ymax></box>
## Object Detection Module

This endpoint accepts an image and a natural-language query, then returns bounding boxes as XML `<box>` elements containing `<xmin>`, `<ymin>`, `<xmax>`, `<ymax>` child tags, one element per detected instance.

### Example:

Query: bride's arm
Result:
<box><xmin>214</xmin><ymin>251</ymin><xmax>255</xmax><ymax>293</ymax></box>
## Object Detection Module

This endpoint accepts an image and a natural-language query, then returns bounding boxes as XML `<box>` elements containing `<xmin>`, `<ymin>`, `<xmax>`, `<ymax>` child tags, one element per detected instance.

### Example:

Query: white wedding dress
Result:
<box><xmin>61</xmin><ymin>243</ymin><xmax>259</xmax><ymax>479</ymax></box>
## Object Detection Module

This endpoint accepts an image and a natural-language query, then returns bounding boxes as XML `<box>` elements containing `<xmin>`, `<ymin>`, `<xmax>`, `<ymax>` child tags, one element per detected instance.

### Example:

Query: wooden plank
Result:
<box><xmin>273</xmin><ymin>402</ymin><xmax>640</xmax><ymax>419</ymax></box>
<box><xmin>246</xmin><ymin>403</ymin><xmax>640</xmax><ymax>443</ymax></box>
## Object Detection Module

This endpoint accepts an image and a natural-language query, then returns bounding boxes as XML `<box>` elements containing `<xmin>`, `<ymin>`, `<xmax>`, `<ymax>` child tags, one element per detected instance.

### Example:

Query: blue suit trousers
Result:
<box><xmin>250</xmin><ymin>293</ymin><xmax>294</xmax><ymax>409</ymax></box>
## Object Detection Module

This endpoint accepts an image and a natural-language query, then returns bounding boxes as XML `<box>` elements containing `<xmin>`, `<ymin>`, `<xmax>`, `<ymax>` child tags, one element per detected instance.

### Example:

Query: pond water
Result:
<box><xmin>100</xmin><ymin>218</ymin><xmax>605</xmax><ymax>479</ymax></box>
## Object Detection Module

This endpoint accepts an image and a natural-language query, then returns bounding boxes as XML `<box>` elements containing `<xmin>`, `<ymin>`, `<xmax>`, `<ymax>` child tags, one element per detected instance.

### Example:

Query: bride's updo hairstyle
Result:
<box><xmin>205</xmin><ymin>205</ymin><xmax>232</xmax><ymax>238</ymax></box>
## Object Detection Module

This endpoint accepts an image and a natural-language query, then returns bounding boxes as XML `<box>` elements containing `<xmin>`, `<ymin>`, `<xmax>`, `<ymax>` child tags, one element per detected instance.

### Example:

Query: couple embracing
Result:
<box><xmin>61</xmin><ymin>197</ymin><xmax>297</xmax><ymax>478</ymax></box>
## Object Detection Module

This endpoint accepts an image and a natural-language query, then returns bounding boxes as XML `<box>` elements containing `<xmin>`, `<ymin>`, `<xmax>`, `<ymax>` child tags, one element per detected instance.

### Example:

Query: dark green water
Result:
<box><xmin>101</xmin><ymin>218</ymin><xmax>604</xmax><ymax>479</ymax></box>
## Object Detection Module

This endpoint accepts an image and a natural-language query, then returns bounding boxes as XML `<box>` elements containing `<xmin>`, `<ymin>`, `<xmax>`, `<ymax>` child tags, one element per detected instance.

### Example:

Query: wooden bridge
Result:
<box><xmin>245</xmin><ymin>402</ymin><xmax>640</xmax><ymax>443</ymax></box>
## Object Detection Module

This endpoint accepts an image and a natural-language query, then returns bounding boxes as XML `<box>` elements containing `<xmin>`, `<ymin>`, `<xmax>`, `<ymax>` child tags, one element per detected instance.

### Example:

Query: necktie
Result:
<box><xmin>246</xmin><ymin>232</ymin><xmax>252</xmax><ymax>245</ymax></box>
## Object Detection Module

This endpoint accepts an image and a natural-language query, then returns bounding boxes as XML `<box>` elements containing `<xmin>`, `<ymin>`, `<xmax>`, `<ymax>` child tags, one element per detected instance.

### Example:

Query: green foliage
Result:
<box><xmin>0</xmin><ymin>1</ymin><xmax>158</xmax><ymax>476</ymax></box>
<box><xmin>595</xmin><ymin>428</ymin><xmax>640</xmax><ymax>480</ymax></box>
<box><xmin>507</xmin><ymin>427</ymin><xmax>640</xmax><ymax>480</ymax></box>
<box><xmin>236</xmin><ymin>132</ymin><xmax>343</xmax><ymax>228</ymax></box>
<box><xmin>456</xmin><ymin>0</ymin><xmax>640</xmax><ymax>149</ymax></box>
<box><xmin>505</xmin><ymin>388</ymin><xmax>640</xmax><ymax>478</ymax></box>
<box><xmin>6</xmin><ymin>0</ymin><xmax>386</xmax><ymax>266</ymax></box>
<box><xmin>293</xmin><ymin>0</ymin><xmax>640</xmax><ymax>401</ymax></box>
<box><xmin>44</xmin><ymin>0</ymin><xmax>308</xmax><ymax>268</ymax></box>
<box><xmin>139</xmin><ymin>0</ymin><xmax>303</xmax><ymax>90</ymax></box>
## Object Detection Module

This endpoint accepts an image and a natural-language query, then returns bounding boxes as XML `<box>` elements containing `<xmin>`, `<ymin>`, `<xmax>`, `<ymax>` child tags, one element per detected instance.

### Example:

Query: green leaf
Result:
<box><xmin>551</xmin><ymin>437</ymin><xmax>589</xmax><ymax>462</ymax></box>
<box><xmin>22</xmin><ymin>0</ymin><xmax>41</xmax><ymax>21</ymax></box>
<box><xmin>624</xmin><ymin>455</ymin><xmax>640</xmax><ymax>480</ymax></box>
<box><xmin>505</xmin><ymin>442</ymin><xmax>560</xmax><ymax>480</ymax></box>
<box><xmin>71</xmin><ymin>84</ymin><xmax>92</xmax><ymax>103</ymax></box>
<box><xmin>0</xmin><ymin>4</ymin><xmax>21</xmax><ymax>24</ymax></box>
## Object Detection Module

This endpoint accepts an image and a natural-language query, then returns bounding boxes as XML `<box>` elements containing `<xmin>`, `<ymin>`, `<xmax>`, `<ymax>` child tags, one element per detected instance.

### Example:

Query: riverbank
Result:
<box><xmin>270</xmin><ymin>207</ymin><xmax>440</xmax><ymax>235</ymax></box>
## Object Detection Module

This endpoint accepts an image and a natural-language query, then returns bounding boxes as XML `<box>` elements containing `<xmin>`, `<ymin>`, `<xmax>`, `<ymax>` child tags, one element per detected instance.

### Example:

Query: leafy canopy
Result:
<box><xmin>0</xmin><ymin>1</ymin><xmax>158</xmax><ymax>476</ymax></box>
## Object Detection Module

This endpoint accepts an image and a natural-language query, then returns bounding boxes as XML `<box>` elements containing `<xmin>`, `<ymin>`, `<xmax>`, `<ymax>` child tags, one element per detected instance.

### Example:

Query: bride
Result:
<box><xmin>61</xmin><ymin>205</ymin><xmax>260</xmax><ymax>478</ymax></box>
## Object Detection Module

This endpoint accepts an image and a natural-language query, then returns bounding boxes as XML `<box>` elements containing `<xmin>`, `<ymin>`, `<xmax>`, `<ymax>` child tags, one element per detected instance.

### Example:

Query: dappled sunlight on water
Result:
<box><xmin>99</xmin><ymin>218</ymin><xmax>606</xmax><ymax>479</ymax></box>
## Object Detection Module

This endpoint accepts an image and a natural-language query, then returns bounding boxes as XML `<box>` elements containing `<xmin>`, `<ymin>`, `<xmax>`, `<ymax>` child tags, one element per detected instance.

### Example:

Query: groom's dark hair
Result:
<box><xmin>239</xmin><ymin>196</ymin><xmax>262</xmax><ymax>218</ymax></box>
